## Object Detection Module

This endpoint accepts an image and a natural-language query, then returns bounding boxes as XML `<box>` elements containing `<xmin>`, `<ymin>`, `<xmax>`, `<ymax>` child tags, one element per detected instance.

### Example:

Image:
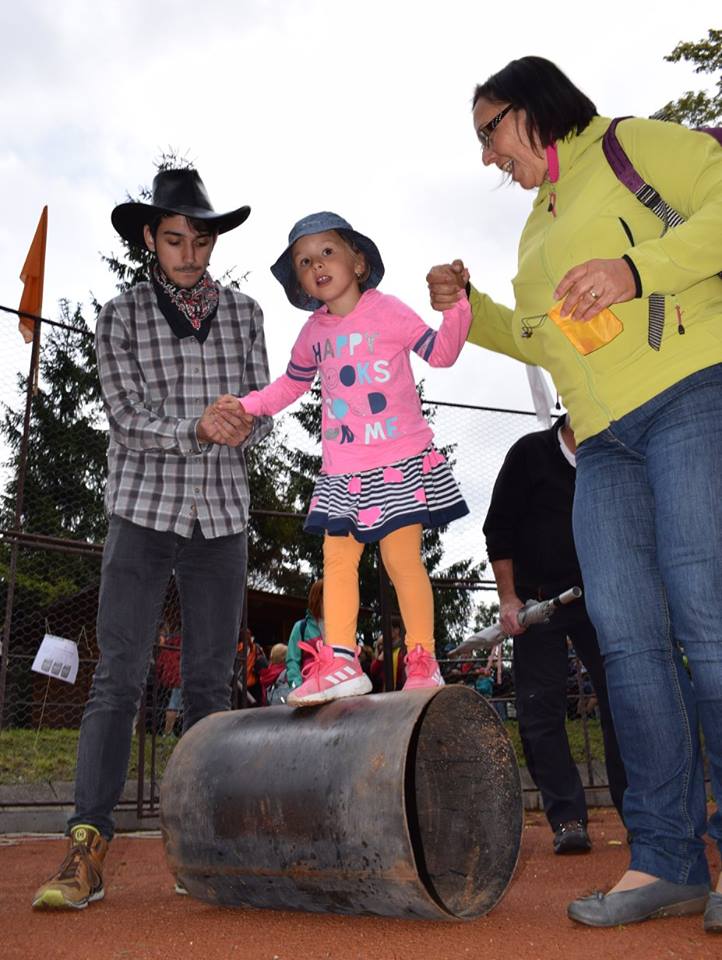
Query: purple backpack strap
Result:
<box><xmin>703</xmin><ymin>127</ymin><xmax>722</xmax><ymax>147</ymax></box>
<box><xmin>602</xmin><ymin>117</ymin><xmax>722</xmax><ymax>350</ymax></box>
<box><xmin>602</xmin><ymin>117</ymin><xmax>645</xmax><ymax>193</ymax></box>
<box><xmin>603</xmin><ymin>117</ymin><xmax>687</xmax><ymax>232</ymax></box>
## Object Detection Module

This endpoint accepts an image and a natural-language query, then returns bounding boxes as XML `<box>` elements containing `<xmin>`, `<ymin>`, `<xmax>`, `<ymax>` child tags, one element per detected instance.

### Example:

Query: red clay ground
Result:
<box><xmin>2</xmin><ymin>808</ymin><xmax>720</xmax><ymax>960</ymax></box>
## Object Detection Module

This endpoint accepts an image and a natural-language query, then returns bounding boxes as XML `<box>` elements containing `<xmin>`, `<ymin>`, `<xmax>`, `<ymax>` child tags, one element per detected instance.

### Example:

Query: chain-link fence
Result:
<box><xmin>1</xmin><ymin>308</ymin><xmax>612</xmax><ymax>809</ymax></box>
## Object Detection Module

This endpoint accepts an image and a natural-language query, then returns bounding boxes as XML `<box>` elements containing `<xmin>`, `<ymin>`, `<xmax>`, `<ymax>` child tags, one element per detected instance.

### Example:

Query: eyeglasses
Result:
<box><xmin>477</xmin><ymin>104</ymin><xmax>513</xmax><ymax>150</ymax></box>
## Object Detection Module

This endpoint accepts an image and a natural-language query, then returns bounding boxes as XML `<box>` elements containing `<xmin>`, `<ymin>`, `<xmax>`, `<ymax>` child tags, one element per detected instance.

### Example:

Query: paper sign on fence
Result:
<box><xmin>31</xmin><ymin>634</ymin><xmax>79</xmax><ymax>685</ymax></box>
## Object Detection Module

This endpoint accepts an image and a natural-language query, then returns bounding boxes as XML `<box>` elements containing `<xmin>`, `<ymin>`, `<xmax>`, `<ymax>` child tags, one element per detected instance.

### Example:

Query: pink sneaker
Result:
<box><xmin>402</xmin><ymin>645</ymin><xmax>445</xmax><ymax>690</ymax></box>
<box><xmin>286</xmin><ymin>640</ymin><xmax>372</xmax><ymax>707</ymax></box>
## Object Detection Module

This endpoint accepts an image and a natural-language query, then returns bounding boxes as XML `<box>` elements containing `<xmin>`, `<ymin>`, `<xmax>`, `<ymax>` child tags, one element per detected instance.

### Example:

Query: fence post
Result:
<box><xmin>0</xmin><ymin>321</ymin><xmax>41</xmax><ymax>729</ymax></box>
<box><xmin>136</xmin><ymin>689</ymin><xmax>147</xmax><ymax>820</ymax></box>
<box><xmin>378</xmin><ymin>553</ymin><xmax>394</xmax><ymax>692</ymax></box>
<box><xmin>572</xmin><ymin>641</ymin><xmax>595</xmax><ymax>787</ymax></box>
<box><xmin>232</xmin><ymin>573</ymin><xmax>250</xmax><ymax>709</ymax></box>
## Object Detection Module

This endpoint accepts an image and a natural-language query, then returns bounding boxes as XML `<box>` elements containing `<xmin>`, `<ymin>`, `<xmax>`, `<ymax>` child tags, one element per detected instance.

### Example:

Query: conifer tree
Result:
<box><xmin>0</xmin><ymin>302</ymin><xmax>104</xmax><ymax>611</ymax></box>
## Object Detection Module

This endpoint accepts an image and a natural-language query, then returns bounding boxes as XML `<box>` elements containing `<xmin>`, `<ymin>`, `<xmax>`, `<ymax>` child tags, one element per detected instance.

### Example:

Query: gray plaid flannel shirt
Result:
<box><xmin>95</xmin><ymin>281</ymin><xmax>272</xmax><ymax>538</ymax></box>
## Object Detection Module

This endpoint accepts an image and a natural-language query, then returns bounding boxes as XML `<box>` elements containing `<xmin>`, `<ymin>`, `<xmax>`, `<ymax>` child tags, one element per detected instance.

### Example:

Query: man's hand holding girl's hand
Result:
<box><xmin>197</xmin><ymin>395</ymin><xmax>254</xmax><ymax>447</ymax></box>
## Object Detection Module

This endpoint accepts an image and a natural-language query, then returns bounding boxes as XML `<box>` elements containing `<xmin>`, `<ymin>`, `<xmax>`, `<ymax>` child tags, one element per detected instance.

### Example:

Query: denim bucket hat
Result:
<box><xmin>271</xmin><ymin>211</ymin><xmax>385</xmax><ymax>311</ymax></box>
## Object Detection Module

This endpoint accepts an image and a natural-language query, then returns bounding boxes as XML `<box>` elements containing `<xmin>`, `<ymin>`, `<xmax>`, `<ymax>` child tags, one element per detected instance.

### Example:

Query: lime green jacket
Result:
<box><xmin>468</xmin><ymin>115</ymin><xmax>722</xmax><ymax>442</ymax></box>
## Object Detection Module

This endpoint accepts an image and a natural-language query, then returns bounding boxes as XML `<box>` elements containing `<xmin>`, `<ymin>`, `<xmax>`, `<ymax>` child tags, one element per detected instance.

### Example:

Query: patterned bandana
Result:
<box><xmin>151</xmin><ymin>261</ymin><xmax>219</xmax><ymax>344</ymax></box>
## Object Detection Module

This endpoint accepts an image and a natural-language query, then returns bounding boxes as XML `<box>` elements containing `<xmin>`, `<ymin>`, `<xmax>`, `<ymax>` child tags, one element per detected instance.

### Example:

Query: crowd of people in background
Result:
<box><xmin>149</xmin><ymin>604</ymin><xmax>599</xmax><ymax>729</ymax></box>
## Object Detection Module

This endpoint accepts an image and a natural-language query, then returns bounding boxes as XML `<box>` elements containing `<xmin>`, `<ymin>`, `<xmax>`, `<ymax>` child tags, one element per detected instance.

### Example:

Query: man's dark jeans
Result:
<box><xmin>69</xmin><ymin>516</ymin><xmax>247</xmax><ymax>840</ymax></box>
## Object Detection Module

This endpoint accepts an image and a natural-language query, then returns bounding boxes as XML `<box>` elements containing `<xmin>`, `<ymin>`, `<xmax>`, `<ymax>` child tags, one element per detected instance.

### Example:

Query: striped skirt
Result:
<box><xmin>304</xmin><ymin>445</ymin><xmax>469</xmax><ymax>543</ymax></box>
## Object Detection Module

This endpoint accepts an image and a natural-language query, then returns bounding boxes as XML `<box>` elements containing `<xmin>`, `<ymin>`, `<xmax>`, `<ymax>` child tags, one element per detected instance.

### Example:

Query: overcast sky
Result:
<box><xmin>1</xmin><ymin>0</ymin><xmax>717</xmax><ymax>412</ymax></box>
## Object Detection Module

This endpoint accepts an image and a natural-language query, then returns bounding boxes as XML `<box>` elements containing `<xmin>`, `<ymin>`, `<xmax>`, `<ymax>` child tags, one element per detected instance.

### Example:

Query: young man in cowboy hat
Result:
<box><xmin>32</xmin><ymin>169</ymin><xmax>272</xmax><ymax>910</ymax></box>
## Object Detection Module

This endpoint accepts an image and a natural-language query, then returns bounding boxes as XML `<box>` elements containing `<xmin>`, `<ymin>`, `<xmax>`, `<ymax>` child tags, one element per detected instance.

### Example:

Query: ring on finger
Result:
<box><xmin>589</xmin><ymin>289</ymin><xmax>600</xmax><ymax>300</ymax></box>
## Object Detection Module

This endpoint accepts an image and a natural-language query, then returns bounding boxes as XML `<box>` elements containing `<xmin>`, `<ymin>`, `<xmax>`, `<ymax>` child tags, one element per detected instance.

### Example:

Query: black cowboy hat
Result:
<box><xmin>111</xmin><ymin>169</ymin><xmax>250</xmax><ymax>248</ymax></box>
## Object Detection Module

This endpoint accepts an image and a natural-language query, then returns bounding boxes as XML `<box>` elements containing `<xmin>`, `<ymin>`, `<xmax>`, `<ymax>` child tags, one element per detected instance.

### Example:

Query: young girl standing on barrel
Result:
<box><xmin>220</xmin><ymin>212</ymin><xmax>470</xmax><ymax>706</ymax></box>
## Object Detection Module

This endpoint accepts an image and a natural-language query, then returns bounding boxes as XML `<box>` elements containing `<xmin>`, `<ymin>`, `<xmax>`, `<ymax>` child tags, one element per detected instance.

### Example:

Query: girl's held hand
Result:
<box><xmin>554</xmin><ymin>258</ymin><xmax>636</xmax><ymax>322</ymax></box>
<box><xmin>216</xmin><ymin>394</ymin><xmax>241</xmax><ymax>407</ymax></box>
<box><xmin>215</xmin><ymin>394</ymin><xmax>246</xmax><ymax>417</ymax></box>
<box><xmin>426</xmin><ymin>259</ymin><xmax>470</xmax><ymax>311</ymax></box>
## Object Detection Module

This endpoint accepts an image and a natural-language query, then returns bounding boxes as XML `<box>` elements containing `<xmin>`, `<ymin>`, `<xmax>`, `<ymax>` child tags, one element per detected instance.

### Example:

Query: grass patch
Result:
<box><xmin>0</xmin><ymin>728</ymin><xmax>178</xmax><ymax>786</ymax></box>
<box><xmin>0</xmin><ymin>717</ymin><xmax>608</xmax><ymax>785</ymax></box>
<box><xmin>503</xmin><ymin>718</ymin><xmax>607</xmax><ymax>766</ymax></box>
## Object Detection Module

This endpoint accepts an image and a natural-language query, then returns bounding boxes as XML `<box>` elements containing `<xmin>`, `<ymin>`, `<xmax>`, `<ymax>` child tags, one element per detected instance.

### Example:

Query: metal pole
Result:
<box><xmin>0</xmin><ymin>320</ymin><xmax>41</xmax><ymax>729</ymax></box>
<box><xmin>572</xmin><ymin>639</ymin><xmax>594</xmax><ymax>787</ymax></box>
<box><xmin>148</xmin><ymin>648</ymin><xmax>160</xmax><ymax>815</ymax></box>
<box><xmin>234</xmin><ymin>566</ymin><xmax>249</xmax><ymax>709</ymax></box>
<box><xmin>136</xmin><ymin>688</ymin><xmax>147</xmax><ymax>821</ymax></box>
<box><xmin>378</xmin><ymin>551</ymin><xmax>395</xmax><ymax>692</ymax></box>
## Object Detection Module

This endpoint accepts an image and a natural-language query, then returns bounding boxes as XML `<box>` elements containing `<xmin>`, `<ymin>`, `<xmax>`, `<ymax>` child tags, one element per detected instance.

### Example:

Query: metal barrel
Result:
<box><xmin>160</xmin><ymin>685</ymin><xmax>522</xmax><ymax>920</ymax></box>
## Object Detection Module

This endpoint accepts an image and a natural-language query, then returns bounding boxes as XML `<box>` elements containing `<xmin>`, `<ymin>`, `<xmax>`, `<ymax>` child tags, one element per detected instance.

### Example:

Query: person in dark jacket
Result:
<box><xmin>483</xmin><ymin>414</ymin><xmax>626</xmax><ymax>854</ymax></box>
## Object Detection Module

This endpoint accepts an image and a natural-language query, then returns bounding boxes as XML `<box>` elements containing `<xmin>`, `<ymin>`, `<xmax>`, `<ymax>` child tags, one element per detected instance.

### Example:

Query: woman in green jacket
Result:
<box><xmin>428</xmin><ymin>56</ymin><xmax>722</xmax><ymax>933</ymax></box>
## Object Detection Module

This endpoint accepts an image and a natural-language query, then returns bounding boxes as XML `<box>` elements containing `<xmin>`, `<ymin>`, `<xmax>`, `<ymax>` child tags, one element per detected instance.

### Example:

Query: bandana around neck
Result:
<box><xmin>151</xmin><ymin>261</ymin><xmax>219</xmax><ymax>343</ymax></box>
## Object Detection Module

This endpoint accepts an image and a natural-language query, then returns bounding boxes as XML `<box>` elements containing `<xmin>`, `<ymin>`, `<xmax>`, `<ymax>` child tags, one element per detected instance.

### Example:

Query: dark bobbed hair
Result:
<box><xmin>472</xmin><ymin>56</ymin><xmax>598</xmax><ymax>148</ymax></box>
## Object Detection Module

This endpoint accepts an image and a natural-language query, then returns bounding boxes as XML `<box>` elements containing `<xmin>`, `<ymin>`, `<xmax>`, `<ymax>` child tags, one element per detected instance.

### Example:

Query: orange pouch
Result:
<box><xmin>547</xmin><ymin>302</ymin><xmax>623</xmax><ymax>355</ymax></box>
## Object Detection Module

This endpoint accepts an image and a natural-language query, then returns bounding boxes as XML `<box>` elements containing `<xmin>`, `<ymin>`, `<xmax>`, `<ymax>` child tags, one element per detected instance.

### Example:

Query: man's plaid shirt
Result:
<box><xmin>95</xmin><ymin>281</ymin><xmax>272</xmax><ymax>538</ymax></box>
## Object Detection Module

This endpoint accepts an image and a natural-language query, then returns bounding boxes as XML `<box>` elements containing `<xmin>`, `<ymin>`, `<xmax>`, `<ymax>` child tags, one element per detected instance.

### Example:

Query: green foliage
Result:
<box><xmin>0</xmin><ymin>302</ymin><xmax>105</xmax><ymax>616</ymax></box>
<box><xmin>244</xmin><ymin>422</ymin><xmax>313</xmax><ymax>595</ymax></box>
<box><xmin>654</xmin><ymin>28</ymin><xmax>722</xmax><ymax>125</ymax></box>
<box><xmin>1</xmin><ymin>304</ymin><xmax>105</xmax><ymax>541</ymax></box>
<box><xmin>473</xmin><ymin>601</ymin><xmax>500</xmax><ymax>629</ymax></box>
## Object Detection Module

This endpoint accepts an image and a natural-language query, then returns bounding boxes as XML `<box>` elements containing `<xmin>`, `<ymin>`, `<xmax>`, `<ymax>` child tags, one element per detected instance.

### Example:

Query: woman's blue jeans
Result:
<box><xmin>573</xmin><ymin>363</ymin><xmax>722</xmax><ymax>886</ymax></box>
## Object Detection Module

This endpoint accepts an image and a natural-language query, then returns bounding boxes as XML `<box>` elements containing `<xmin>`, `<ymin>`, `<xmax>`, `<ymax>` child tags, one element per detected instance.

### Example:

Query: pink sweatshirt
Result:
<box><xmin>241</xmin><ymin>289</ymin><xmax>471</xmax><ymax>476</ymax></box>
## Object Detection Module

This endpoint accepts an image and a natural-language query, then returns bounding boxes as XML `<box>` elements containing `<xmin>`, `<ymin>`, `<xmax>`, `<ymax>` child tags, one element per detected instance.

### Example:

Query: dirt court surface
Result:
<box><xmin>2</xmin><ymin>808</ymin><xmax>720</xmax><ymax>960</ymax></box>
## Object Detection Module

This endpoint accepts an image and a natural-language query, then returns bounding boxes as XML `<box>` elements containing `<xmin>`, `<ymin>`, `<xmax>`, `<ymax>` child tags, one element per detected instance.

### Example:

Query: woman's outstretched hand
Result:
<box><xmin>426</xmin><ymin>259</ymin><xmax>470</xmax><ymax>311</ymax></box>
<box><xmin>554</xmin><ymin>258</ymin><xmax>636</xmax><ymax>322</ymax></box>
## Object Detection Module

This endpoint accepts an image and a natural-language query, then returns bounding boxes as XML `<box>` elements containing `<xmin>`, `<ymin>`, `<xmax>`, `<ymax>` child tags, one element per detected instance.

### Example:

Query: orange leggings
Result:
<box><xmin>322</xmin><ymin>524</ymin><xmax>434</xmax><ymax>654</ymax></box>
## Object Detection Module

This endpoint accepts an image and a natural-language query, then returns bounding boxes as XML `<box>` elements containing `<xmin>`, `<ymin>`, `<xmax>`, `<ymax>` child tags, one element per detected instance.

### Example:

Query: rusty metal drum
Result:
<box><xmin>160</xmin><ymin>685</ymin><xmax>522</xmax><ymax>920</ymax></box>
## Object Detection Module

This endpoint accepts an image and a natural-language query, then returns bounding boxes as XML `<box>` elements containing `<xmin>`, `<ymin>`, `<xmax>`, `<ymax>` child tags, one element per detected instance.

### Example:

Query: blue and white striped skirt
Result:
<box><xmin>304</xmin><ymin>445</ymin><xmax>469</xmax><ymax>543</ymax></box>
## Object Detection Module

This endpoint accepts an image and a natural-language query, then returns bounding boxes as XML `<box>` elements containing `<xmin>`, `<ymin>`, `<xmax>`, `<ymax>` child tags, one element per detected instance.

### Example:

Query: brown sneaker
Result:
<box><xmin>32</xmin><ymin>824</ymin><xmax>108</xmax><ymax>910</ymax></box>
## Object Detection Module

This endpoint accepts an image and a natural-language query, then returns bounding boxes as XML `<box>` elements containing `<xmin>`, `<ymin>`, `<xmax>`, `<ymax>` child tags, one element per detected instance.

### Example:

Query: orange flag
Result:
<box><xmin>18</xmin><ymin>206</ymin><xmax>48</xmax><ymax>343</ymax></box>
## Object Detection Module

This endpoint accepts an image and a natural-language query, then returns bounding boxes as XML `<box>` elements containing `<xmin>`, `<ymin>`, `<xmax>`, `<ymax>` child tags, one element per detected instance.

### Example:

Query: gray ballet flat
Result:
<box><xmin>568</xmin><ymin>879</ymin><xmax>709</xmax><ymax>927</ymax></box>
<box><xmin>704</xmin><ymin>891</ymin><xmax>722</xmax><ymax>933</ymax></box>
